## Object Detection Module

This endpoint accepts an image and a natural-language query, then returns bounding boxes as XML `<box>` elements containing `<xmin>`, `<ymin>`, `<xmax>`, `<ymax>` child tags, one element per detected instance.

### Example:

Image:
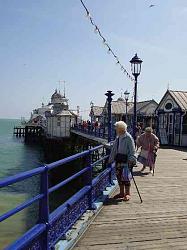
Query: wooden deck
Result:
<box><xmin>73</xmin><ymin>148</ymin><xmax>187</xmax><ymax>250</ymax></box>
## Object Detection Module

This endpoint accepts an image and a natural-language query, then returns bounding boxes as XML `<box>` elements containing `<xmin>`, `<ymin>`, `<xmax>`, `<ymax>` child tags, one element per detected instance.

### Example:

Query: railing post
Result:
<box><xmin>39</xmin><ymin>165</ymin><xmax>49</xmax><ymax>249</ymax></box>
<box><xmin>108</xmin><ymin>162</ymin><xmax>115</xmax><ymax>185</ymax></box>
<box><xmin>105</xmin><ymin>91</ymin><xmax>115</xmax><ymax>143</ymax></box>
<box><xmin>85</xmin><ymin>150</ymin><xmax>96</xmax><ymax>210</ymax></box>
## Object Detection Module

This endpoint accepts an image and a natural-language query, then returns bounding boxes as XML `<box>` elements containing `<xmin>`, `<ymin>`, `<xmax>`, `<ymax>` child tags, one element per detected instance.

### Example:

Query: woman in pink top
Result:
<box><xmin>137</xmin><ymin>127</ymin><xmax>159</xmax><ymax>174</ymax></box>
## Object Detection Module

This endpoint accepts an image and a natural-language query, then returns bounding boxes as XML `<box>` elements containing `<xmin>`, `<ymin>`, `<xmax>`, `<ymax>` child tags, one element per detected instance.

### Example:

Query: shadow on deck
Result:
<box><xmin>73</xmin><ymin>148</ymin><xmax>187</xmax><ymax>250</ymax></box>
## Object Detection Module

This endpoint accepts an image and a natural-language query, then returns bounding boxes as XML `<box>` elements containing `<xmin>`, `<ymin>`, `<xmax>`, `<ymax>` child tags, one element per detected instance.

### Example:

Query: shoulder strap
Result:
<box><xmin>117</xmin><ymin>137</ymin><xmax>120</xmax><ymax>152</ymax></box>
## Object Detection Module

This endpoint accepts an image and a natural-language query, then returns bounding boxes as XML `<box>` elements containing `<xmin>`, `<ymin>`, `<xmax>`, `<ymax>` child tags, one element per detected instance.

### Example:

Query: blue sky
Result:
<box><xmin>0</xmin><ymin>0</ymin><xmax>187</xmax><ymax>119</ymax></box>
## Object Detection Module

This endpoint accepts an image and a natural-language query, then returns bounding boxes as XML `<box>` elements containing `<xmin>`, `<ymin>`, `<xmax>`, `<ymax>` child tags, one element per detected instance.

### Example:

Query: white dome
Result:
<box><xmin>51</xmin><ymin>89</ymin><xmax>64</xmax><ymax>104</ymax></box>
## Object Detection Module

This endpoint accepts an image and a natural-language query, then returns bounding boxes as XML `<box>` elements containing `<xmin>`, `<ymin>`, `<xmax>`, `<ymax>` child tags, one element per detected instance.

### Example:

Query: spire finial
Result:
<box><xmin>167</xmin><ymin>82</ymin><xmax>170</xmax><ymax>90</ymax></box>
<box><xmin>64</xmin><ymin>81</ymin><xmax>66</xmax><ymax>97</ymax></box>
<box><xmin>58</xmin><ymin>80</ymin><xmax>66</xmax><ymax>97</ymax></box>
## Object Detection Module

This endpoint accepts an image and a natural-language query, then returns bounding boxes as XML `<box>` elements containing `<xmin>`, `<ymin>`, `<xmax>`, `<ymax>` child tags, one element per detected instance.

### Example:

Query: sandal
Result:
<box><xmin>140</xmin><ymin>166</ymin><xmax>146</xmax><ymax>172</ymax></box>
<box><xmin>124</xmin><ymin>194</ymin><xmax>131</xmax><ymax>201</ymax></box>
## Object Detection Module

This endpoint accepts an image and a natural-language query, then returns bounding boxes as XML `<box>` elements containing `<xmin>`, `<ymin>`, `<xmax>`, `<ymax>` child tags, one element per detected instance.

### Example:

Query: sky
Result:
<box><xmin>0</xmin><ymin>0</ymin><xmax>187</xmax><ymax>119</ymax></box>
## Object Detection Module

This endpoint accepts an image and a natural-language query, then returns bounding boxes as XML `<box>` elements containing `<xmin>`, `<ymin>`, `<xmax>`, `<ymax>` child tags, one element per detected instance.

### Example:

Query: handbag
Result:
<box><xmin>115</xmin><ymin>137</ymin><xmax>128</xmax><ymax>163</ymax></box>
<box><xmin>140</xmin><ymin>149</ymin><xmax>149</xmax><ymax>159</ymax></box>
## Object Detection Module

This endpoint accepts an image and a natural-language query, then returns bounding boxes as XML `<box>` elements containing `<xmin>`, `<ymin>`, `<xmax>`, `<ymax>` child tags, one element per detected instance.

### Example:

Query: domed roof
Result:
<box><xmin>117</xmin><ymin>97</ymin><xmax>125</xmax><ymax>102</ymax></box>
<box><xmin>51</xmin><ymin>89</ymin><xmax>63</xmax><ymax>99</ymax></box>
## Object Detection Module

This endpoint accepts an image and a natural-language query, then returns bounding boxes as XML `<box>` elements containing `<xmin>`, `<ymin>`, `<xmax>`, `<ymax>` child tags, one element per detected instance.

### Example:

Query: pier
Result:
<box><xmin>13</xmin><ymin>127</ymin><xmax>25</xmax><ymax>137</ymax></box>
<box><xmin>25</xmin><ymin>126</ymin><xmax>44</xmax><ymax>143</ymax></box>
<box><xmin>3</xmin><ymin>89</ymin><xmax>187</xmax><ymax>250</ymax></box>
<box><xmin>73</xmin><ymin>147</ymin><xmax>187</xmax><ymax>250</ymax></box>
<box><xmin>13</xmin><ymin>126</ymin><xmax>44</xmax><ymax>142</ymax></box>
<box><xmin>71</xmin><ymin>126</ymin><xmax>109</xmax><ymax>145</ymax></box>
<box><xmin>2</xmin><ymin>0</ymin><xmax>187</xmax><ymax>249</ymax></box>
<box><xmin>2</xmin><ymin>123</ymin><xmax>187</xmax><ymax>250</ymax></box>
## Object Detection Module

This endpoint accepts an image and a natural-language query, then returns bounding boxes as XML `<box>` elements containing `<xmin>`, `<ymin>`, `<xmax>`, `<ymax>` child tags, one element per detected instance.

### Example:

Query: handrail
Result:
<box><xmin>0</xmin><ymin>167</ymin><xmax>45</xmax><ymax>188</ymax></box>
<box><xmin>49</xmin><ymin>167</ymin><xmax>90</xmax><ymax>194</ymax></box>
<box><xmin>89</xmin><ymin>145</ymin><xmax>104</xmax><ymax>152</ymax></box>
<box><xmin>0</xmin><ymin>144</ymin><xmax>113</xmax><ymax>250</ymax></box>
<box><xmin>91</xmin><ymin>155</ymin><xmax>109</xmax><ymax>167</ymax></box>
<box><xmin>6</xmin><ymin>224</ymin><xmax>46</xmax><ymax>250</ymax></box>
<box><xmin>47</xmin><ymin>149</ymin><xmax>90</xmax><ymax>170</ymax></box>
<box><xmin>71</xmin><ymin>125</ymin><xmax>116</xmax><ymax>140</ymax></box>
<box><xmin>0</xmin><ymin>193</ymin><xmax>44</xmax><ymax>223</ymax></box>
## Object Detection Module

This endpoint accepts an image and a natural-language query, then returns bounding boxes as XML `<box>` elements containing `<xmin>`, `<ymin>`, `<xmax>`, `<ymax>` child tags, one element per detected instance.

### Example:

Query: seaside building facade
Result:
<box><xmin>156</xmin><ymin>90</ymin><xmax>187</xmax><ymax>146</ymax></box>
<box><xmin>28</xmin><ymin>89</ymin><xmax>77</xmax><ymax>138</ymax></box>
<box><xmin>29</xmin><ymin>103</ymin><xmax>53</xmax><ymax>128</ymax></box>
<box><xmin>90</xmin><ymin>106</ymin><xmax>104</xmax><ymax>123</ymax></box>
<box><xmin>94</xmin><ymin>97</ymin><xmax>158</xmax><ymax>129</ymax></box>
<box><xmin>45</xmin><ymin>90</ymin><xmax>76</xmax><ymax>138</ymax></box>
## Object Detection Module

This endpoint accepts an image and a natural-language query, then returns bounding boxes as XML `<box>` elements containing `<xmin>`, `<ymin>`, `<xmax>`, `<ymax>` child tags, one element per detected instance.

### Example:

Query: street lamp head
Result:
<box><xmin>105</xmin><ymin>90</ymin><xmax>114</xmax><ymax>96</ymax></box>
<box><xmin>90</xmin><ymin>101</ymin><xmax>94</xmax><ymax>107</ymax></box>
<box><xmin>124</xmin><ymin>90</ymin><xmax>130</xmax><ymax>101</ymax></box>
<box><xmin>130</xmin><ymin>53</ymin><xmax>143</xmax><ymax>77</ymax></box>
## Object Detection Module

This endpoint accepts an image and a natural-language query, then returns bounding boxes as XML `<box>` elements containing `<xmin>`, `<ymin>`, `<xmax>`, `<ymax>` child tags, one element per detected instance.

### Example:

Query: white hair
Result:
<box><xmin>114</xmin><ymin>121</ymin><xmax>127</xmax><ymax>131</ymax></box>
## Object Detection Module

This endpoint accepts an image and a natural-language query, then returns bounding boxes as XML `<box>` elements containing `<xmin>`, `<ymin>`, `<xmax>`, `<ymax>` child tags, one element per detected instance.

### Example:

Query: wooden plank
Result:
<box><xmin>73</xmin><ymin>148</ymin><xmax>187</xmax><ymax>250</ymax></box>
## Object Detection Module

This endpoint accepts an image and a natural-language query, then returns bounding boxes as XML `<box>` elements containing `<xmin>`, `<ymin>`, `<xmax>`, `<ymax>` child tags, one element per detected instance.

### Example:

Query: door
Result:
<box><xmin>158</xmin><ymin>114</ymin><xmax>168</xmax><ymax>145</ymax></box>
<box><xmin>174</xmin><ymin>113</ymin><xmax>181</xmax><ymax>146</ymax></box>
<box><xmin>168</xmin><ymin>113</ymin><xmax>174</xmax><ymax>144</ymax></box>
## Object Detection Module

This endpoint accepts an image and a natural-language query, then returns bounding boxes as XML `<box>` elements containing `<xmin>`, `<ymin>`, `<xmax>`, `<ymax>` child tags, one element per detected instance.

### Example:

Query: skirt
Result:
<box><xmin>116</xmin><ymin>163</ymin><xmax>132</xmax><ymax>185</ymax></box>
<box><xmin>137</xmin><ymin>151</ymin><xmax>156</xmax><ymax>167</ymax></box>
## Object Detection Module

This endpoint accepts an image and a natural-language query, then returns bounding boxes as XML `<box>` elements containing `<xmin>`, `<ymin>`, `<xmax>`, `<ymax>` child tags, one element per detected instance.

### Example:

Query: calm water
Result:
<box><xmin>0</xmin><ymin>119</ymin><xmax>44</xmax><ymax>249</ymax></box>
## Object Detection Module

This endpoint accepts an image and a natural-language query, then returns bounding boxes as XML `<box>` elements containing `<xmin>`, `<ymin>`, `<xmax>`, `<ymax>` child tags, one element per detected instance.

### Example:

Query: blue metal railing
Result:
<box><xmin>71</xmin><ymin>125</ymin><xmax>116</xmax><ymax>140</ymax></box>
<box><xmin>0</xmin><ymin>145</ymin><xmax>116</xmax><ymax>250</ymax></box>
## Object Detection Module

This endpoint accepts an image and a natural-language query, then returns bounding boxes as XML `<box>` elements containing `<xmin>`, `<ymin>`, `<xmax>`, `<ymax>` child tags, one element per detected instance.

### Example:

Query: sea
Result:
<box><xmin>0</xmin><ymin>118</ymin><xmax>44</xmax><ymax>249</ymax></box>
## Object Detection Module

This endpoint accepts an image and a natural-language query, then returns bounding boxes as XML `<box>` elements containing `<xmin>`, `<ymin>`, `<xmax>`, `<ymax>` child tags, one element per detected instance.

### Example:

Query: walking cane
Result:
<box><xmin>152</xmin><ymin>151</ymin><xmax>157</xmax><ymax>177</ymax></box>
<box><xmin>129</xmin><ymin>165</ymin><xmax>143</xmax><ymax>203</ymax></box>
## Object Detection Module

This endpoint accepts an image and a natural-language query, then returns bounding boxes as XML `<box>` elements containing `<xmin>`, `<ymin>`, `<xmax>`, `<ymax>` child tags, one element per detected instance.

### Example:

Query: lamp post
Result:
<box><xmin>105</xmin><ymin>91</ymin><xmax>114</xmax><ymax>142</ymax></box>
<box><xmin>124</xmin><ymin>90</ymin><xmax>130</xmax><ymax>124</ymax></box>
<box><xmin>130</xmin><ymin>53</ymin><xmax>143</xmax><ymax>140</ymax></box>
<box><xmin>90</xmin><ymin>101</ymin><xmax>94</xmax><ymax>124</ymax></box>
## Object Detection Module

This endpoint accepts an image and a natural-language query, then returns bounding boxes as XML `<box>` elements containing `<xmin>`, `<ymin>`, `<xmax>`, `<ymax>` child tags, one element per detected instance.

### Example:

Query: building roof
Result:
<box><xmin>111</xmin><ymin>101</ymin><xmax>132</xmax><ymax>114</ymax></box>
<box><xmin>69</xmin><ymin>110</ymin><xmax>78</xmax><ymax>117</ymax></box>
<box><xmin>117</xmin><ymin>97</ymin><xmax>125</xmax><ymax>102</ymax></box>
<box><xmin>51</xmin><ymin>89</ymin><xmax>63</xmax><ymax>99</ymax></box>
<box><xmin>92</xmin><ymin>106</ymin><xmax>104</xmax><ymax>117</ymax></box>
<box><xmin>169</xmin><ymin>90</ymin><xmax>187</xmax><ymax>111</ymax></box>
<box><xmin>56</xmin><ymin>110</ymin><xmax>73</xmax><ymax>116</ymax></box>
<box><xmin>128</xmin><ymin>100</ymin><xmax>157</xmax><ymax>114</ymax></box>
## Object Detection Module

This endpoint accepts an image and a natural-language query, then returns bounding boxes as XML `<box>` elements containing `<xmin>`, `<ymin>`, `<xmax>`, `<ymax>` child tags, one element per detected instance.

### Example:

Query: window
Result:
<box><xmin>165</xmin><ymin>102</ymin><xmax>172</xmax><ymax>110</ymax></box>
<box><xmin>57</xmin><ymin>118</ymin><xmax>61</xmax><ymax>126</ymax></box>
<box><xmin>175</xmin><ymin>113</ymin><xmax>181</xmax><ymax>134</ymax></box>
<box><xmin>183</xmin><ymin>114</ymin><xmax>187</xmax><ymax>134</ymax></box>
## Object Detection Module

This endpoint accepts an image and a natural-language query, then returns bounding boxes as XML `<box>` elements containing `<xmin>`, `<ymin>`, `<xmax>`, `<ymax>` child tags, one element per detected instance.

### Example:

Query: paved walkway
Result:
<box><xmin>73</xmin><ymin>148</ymin><xmax>187</xmax><ymax>250</ymax></box>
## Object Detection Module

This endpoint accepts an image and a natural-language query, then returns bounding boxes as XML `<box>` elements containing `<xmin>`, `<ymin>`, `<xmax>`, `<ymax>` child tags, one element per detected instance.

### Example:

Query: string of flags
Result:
<box><xmin>79</xmin><ymin>0</ymin><xmax>134</xmax><ymax>82</ymax></box>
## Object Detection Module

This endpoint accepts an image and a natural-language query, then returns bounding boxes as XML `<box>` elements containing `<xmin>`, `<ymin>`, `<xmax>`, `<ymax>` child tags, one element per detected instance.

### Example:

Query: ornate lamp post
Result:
<box><xmin>124</xmin><ymin>90</ymin><xmax>130</xmax><ymax>123</ymax></box>
<box><xmin>105</xmin><ymin>91</ymin><xmax>115</xmax><ymax>142</ymax></box>
<box><xmin>90</xmin><ymin>101</ymin><xmax>94</xmax><ymax>125</ymax></box>
<box><xmin>130</xmin><ymin>53</ymin><xmax>143</xmax><ymax>140</ymax></box>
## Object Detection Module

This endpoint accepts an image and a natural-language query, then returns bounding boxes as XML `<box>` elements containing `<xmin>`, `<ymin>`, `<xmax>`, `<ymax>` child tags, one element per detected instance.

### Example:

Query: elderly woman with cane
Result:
<box><xmin>108</xmin><ymin>121</ymin><xmax>136</xmax><ymax>201</ymax></box>
<box><xmin>137</xmin><ymin>127</ymin><xmax>159</xmax><ymax>175</ymax></box>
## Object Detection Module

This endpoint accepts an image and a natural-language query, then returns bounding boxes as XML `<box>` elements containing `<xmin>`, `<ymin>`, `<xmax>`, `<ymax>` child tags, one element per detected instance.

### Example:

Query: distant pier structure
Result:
<box><xmin>25</xmin><ymin>126</ymin><xmax>44</xmax><ymax>143</ymax></box>
<box><xmin>13</xmin><ymin>126</ymin><xmax>25</xmax><ymax>137</ymax></box>
<box><xmin>13</xmin><ymin>125</ymin><xmax>44</xmax><ymax>143</ymax></box>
